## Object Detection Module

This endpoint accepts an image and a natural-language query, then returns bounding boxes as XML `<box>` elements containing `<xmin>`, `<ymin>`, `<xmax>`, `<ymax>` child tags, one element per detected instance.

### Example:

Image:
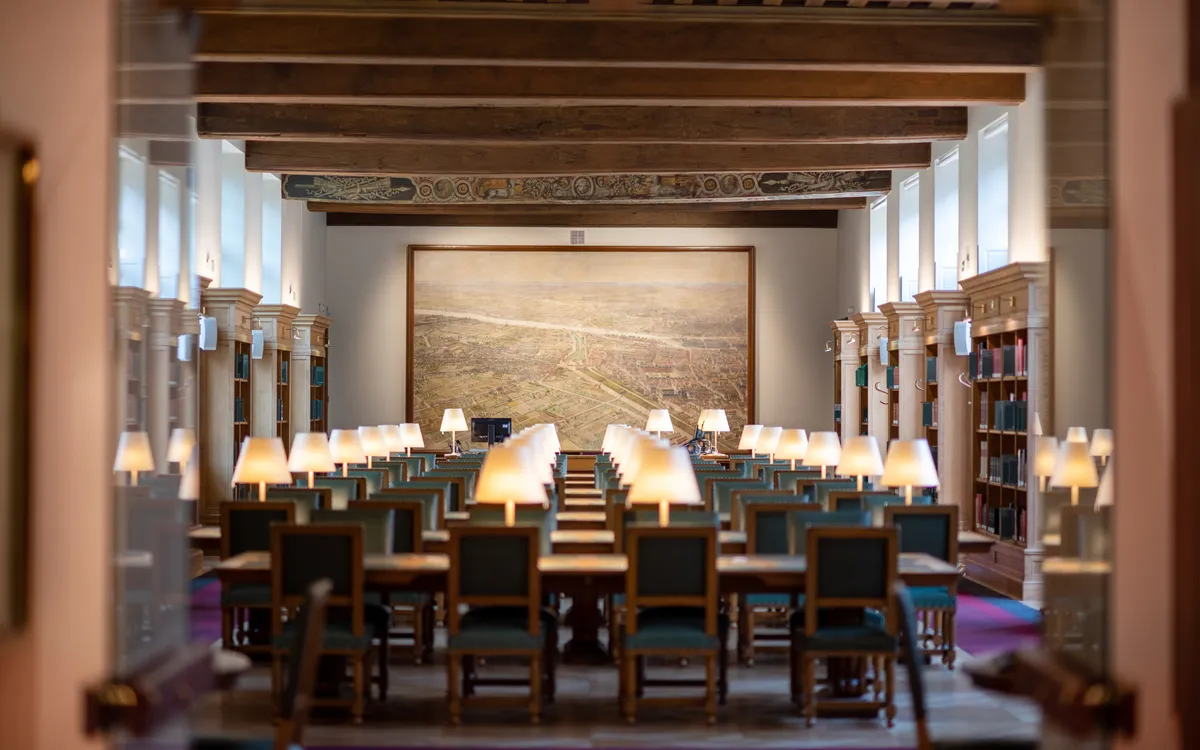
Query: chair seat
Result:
<box><xmin>387</xmin><ymin>591</ymin><xmax>431</xmax><ymax>606</ymax></box>
<box><xmin>908</xmin><ymin>586</ymin><xmax>956</xmax><ymax>610</ymax></box>
<box><xmin>272</xmin><ymin>605</ymin><xmax>388</xmax><ymax>651</ymax></box>
<box><xmin>745</xmin><ymin>593</ymin><xmax>802</xmax><ymax>608</ymax></box>
<box><xmin>449</xmin><ymin>606</ymin><xmax>550</xmax><ymax>652</ymax></box>
<box><xmin>221</xmin><ymin>583</ymin><xmax>272</xmax><ymax>607</ymax></box>
<box><xmin>791</xmin><ymin>615</ymin><xmax>896</xmax><ymax>652</ymax></box>
<box><xmin>624</xmin><ymin>606</ymin><xmax>728</xmax><ymax>651</ymax></box>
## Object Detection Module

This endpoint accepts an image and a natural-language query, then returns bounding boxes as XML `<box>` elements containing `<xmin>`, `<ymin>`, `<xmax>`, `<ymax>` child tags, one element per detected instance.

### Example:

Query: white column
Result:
<box><xmin>1009</xmin><ymin>69</ymin><xmax>1049</xmax><ymax>263</ymax></box>
<box><xmin>195</xmin><ymin>137</ymin><xmax>222</xmax><ymax>284</ymax></box>
<box><xmin>143</xmin><ymin>162</ymin><xmax>160</xmax><ymax>296</ymax></box>
<box><xmin>886</xmin><ymin>183</ymin><xmax>900</xmax><ymax>302</ymax></box>
<box><xmin>918</xmin><ymin>167</ymin><xmax>935</xmax><ymax>292</ymax></box>
<box><xmin>177</xmin><ymin>166</ymin><xmax>193</xmax><ymax>305</ymax></box>
<box><xmin>958</xmin><ymin>127</ymin><xmax>979</xmax><ymax>281</ymax></box>
<box><xmin>281</xmin><ymin>198</ymin><xmax>304</xmax><ymax>308</ymax></box>
<box><xmin>243</xmin><ymin>171</ymin><xmax>263</xmax><ymax>294</ymax></box>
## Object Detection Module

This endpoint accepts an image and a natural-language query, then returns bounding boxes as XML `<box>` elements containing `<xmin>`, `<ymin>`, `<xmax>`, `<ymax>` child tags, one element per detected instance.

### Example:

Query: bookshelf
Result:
<box><xmin>850</xmin><ymin>312</ymin><xmax>888</xmax><ymax>451</ymax></box>
<box><xmin>113</xmin><ymin>287</ymin><xmax>150</xmax><ymax>439</ymax></box>
<box><xmin>880</xmin><ymin>301</ymin><xmax>923</xmax><ymax>448</ymax></box>
<box><xmin>959</xmin><ymin>262</ymin><xmax>1051</xmax><ymax>601</ymax></box>
<box><xmin>252</xmin><ymin>305</ymin><xmax>300</xmax><ymax>452</ymax></box>
<box><xmin>830</xmin><ymin>319</ymin><xmax>860</xmax><ymax>443</ymax></box>
<box><xmin>147</xmin><ymin>297</ymin><xmax>187</xmax><ymax>474</ymax></box>
<box><xmin>199</xmin><ymin>286</ymin><xmax>263</xmax><ymax>523</ymax></box>
<box><xmin>915</xmin><ymin>290</ymin><xmax>971</xmax><ymax>526</ymax></box>
<box><xmin>291</xmin><ymin>314</ymin><xmax>332</xmax><ymax>437</ymax></box>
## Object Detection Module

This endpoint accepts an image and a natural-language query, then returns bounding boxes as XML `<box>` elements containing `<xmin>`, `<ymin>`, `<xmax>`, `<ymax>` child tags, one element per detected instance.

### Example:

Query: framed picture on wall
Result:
<box><xmin>0</xmin><ymin>133</ymin><xmax>33</xmax><ymax>637</ymax></box>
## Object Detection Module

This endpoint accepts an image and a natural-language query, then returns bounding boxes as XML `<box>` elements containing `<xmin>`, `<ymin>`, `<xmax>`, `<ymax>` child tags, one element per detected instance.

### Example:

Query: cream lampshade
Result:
<box><xmin>114</xmin><ymin>431</ymin><xmax>155</xmax><ymax>487</ymax></box>
<box><xmin>1089</xmin><ymin>428</ymin><xmax>1113</xmax><ymax>467</ymax></box>
<box><xmin>473</xmin><ymin>442</ymin><xmax>548</xmax><ymax>526</ymax></box>
<box><xmin>620</xmin><ymin>436</ymin><xmax>667</xmax><ymax>488</ymax></box>
<box><xmin>1049</xmin><ymin>440</ymin><xmax>1099</xmax><ymax>506</ymax></box>
<box><xmin>537</xmin><ymin>423</ymin><xmax>561</xmax><ymax>455</ymax></box>
<box><xmin>701</xmin><ymin>409</ymin><xmax>731</xmax><ymax>455</ymax></box>
<box><xmin>329</xmin><ymin>429</ymin><xmax>366</xmax><ymax>477</ymax></box>
<box><xmin>232</xmin><ymin>436</ymin><xmax>293</xmax><ymax>502</ymax></box>
<box><xmin>755</xmin><ymin>426</ymin><xmax>783</xmax><ymax>461</ymax></box>
<box><xmin>626</xmin><ymin>445</ymin><xmax>703</xmax><ymax>526</ymax></box>
<box><xmin>1033</xmin><ymin>436</ymin><xmax>1060</xmax><ymax>491</ymax></box>
<box><xmin>1032</xmin><ymin>412</ymin><xmax>1044</xmax><ymax>437</ymax></box>
<box><xmin>399</xmin><ymin>423</ymin><xmax>425</xmax><ymax>457</ymax></box>
<box><xmin>880</xmin><ymin>439</ymin><xmax>939</xmax><ymax>505</ymax></box>
<box><xmin>645</xmin><ymin>410</ymin><xmax>674</xmax><ymax>437</ymax></box>
<box><xmin>738</xmin><ymin>425</ymin><xmax>764</xmax><ymax>455</ymax></box>
<box><xmin>775</xmin><ymin>429</ymin><xmax>809</xmax><ymax>471</ymax></box>
<box><xmin>602</xmin><ymin>424</ymin><xmax>627</xmax><ymax>454</ymax></box>
<box><xmin>1066</xmin><ymin>426</ymin><xmax>1089</xmax><ymax>444</ymax></box>
<box><xmin>440</xmin><ymin>408</ymin><xmax>468</xmax><ymax>454</ymax></box>
<box><xmin>357</xmin><ymin>426</ymin><xmax>387</xmax><ymax>469</ymax></box>
<box><xmin>166</xmin><ymin>428</ymin><xmax>196</xmax><ymax>474</ymax></box>
<box><xmin>289</xmin><ymin>432</ymin><xmax>337</xmax><ymax>488</ymax></box>
<box><xmin>381</xmin><ymin>425</ymin><xmax>404</xmax><ymax>456</ymax></box>
<box><xmin>178</xmin><ymin>446</ymin><xmax>199</xmax><ymax>500</ymax></box>
<box><xmin>804</xmin><ymin>431</ymin><xmax>843</xmax><ymax>479</ymax></box>
<box><xmin>697</xmin><ymin>409</ymin><xmax>713</xmax><ymax>428</ymax></box>
<box><xmin>1095</xmin><ymin>459</ymin><xmax>1114</xmax><ymax>508</ymax></box>
<box><xmin>836</xmin><ymin>435</ymin><xmax>885</xmax><ymax>491</ymax></box>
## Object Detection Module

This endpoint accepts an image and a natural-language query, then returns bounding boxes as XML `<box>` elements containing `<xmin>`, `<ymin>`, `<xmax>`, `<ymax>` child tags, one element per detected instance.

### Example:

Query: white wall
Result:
<box><xmin>837</xmin><ymin>209</ymin><xmax>869</xmax><ymax>316</ymax></box>
<box><xmin>324</xmin><ymin>225</ymin><xmax>840</xmax><ymax>433</ymax></box>
<box><xmin>300</xmin><ymin>210</ymin><xmax>327</xmax><ymax>313</ymax></box>
<box><xmin>1051</xmin><ymin>228</ymin><xmax>1109</xmax><ymax>433</ymax></box>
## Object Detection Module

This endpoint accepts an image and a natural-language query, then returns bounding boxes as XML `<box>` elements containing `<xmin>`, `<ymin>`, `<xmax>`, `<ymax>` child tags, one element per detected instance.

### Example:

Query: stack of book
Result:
<box><xmin>234</xmin><ymin>395</ymin><xmax>245</xmax><ymax>423</ymax></box>
<box><xmin>992</xmin><ymin>397</ymin><xmax>1029</xmax><ymax>432</ymax></box>
<box><xmin>979</xmin><ymin>391</ymin><xmax>990</xmax><ymax>429</ymax></box>
<box><xmin>922</xmin><ymin>400</ymin><xmax>939</xmax><ymax>428</ymax></box>
<box><xmin>925</xmin><ymin>356</ymin><xmax>937</xmax><ymax>383</ymax></box>
<box><xmin>891</xmin><ymin>400</ymin><xmax>899</xmax><ymax>426</ymax></box>
<box><xmin>978</xmin><ymin>441</ymin><xmax>989</xmax><ymax>480</ymax></box>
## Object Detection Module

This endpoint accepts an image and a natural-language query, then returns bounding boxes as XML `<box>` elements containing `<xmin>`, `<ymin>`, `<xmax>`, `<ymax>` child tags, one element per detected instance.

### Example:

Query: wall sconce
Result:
<box><xmin>824</xmin><ymin>340</ymin><xmax>833</xmax><ymax>353</ymax></box>
<box><xmin>912</xmin><ymin>320</ymin><xmax>921</xmax><ymax>333</ymax></box>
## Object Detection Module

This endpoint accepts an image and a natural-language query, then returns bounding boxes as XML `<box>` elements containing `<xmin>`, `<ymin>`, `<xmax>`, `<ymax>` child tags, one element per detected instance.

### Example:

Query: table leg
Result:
<box><xmin>562</xmin><ymin>590</ymin><xmax>609</xmax><ymax>665</ymax></box>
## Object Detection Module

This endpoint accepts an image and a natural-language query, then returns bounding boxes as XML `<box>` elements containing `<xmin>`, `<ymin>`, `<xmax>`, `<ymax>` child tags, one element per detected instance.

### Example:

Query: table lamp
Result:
<box><xmin>645</xmin><ymin>409</ymin><xmax>674</xmax><ymax>438</ymax></box>
<box><xmin>399</xmin><ymin>423</ymin><xmax>425</xmax><ymax>457</ymax></box>
<box><xmin>358</xmin><ymin>426</ymin><xmax>388</xmax><ymax>469</ymax></box>
<box><xmin>1032</xmin><ymin>412</ymin><xmax>1044</xmax><ymax>437</ymax></box>
<box><xmin>1033</xmin><ymin>436</ymin><xmax>1060</xmax><ymax>492</ymax></box>
<box><xmin>114</xmin><ymin>431</ymin><xmax>155</xmax><ymax>487</ymax></box>
<box><xmin>1050</xmin><ymin>439</ymin><xmax>1099</xmax><ymax>506</ymax></box>
<box><xmin>473</xmin><ymin>442</ymin><xmax>548</xmax><ymax>526</ymax></box>
<box><xmin>1089</xmin><ymin>428</ymin><xmax>1113</xmax><ymax>467</ymax></box>
<box><xmin>620</xmin><ymin>436</ymin><xmax>666</xmax><ymax>490</ymax></box>
<box><xmin>1066</xmin><ymin>426</ymin><xmax>1089</xmax><ymax>444</ymax></box>
<box><xmin>289</xmin><ymin>432</ymin><xmax>336</xmax><ymax>488</ymax></box>
<box><xmin>1095</xmin><ymin>459</ymin><xmax>1114</xmax><ymax>508</ymax></box>
<box><xmin>441</xmin><ymin>408</ymin><xmax>468</xmax><ymax>455</ymax></box>
<box><xmin>880</xmin><ymin>438</ymin><xmax>939</xmax><ymax>505</ymax></box>
<box><xmin>602</xmin><ymin>424</ymin><xmax>627</xmax><ymax>454</ymax></box>
<box><xmin>329</xmin><ymin>429</ymin><xmax>366</xmax><ymax>477</ymax></box>
<box><xmin>755</xmin><ymin>426</ymin><xmax>783</xmax><ymax>462</ymax></box>
<box><xmin>178</xmin><ymin>446</ymin><xmax>199</xmax><ymax>501</ymax></box>
<box><xmin>626</xmin><ymin>445</ymin><xmax>703</xmax><ymax>526</ymax></box>
<box><xmin>232</xmin><ymin>436</ymin><xmax>293</xmax><ymax>502</ymax></box>
<box><xmin>836</xmin><ymin>435</ymin><xmax>884</xmax><ymax>491</ymax></box>
<box><xmin>381</xmin><ymin>425</ymin><xmax>403</xmax><ymax>456</ymax></box>
<box><xmin>167</xmin><ymin>427</ymin><xmax>196</xmax><ymax>474</ymax></box>
<box><xmin>804</xmin><ymin>431</ymin><xmax>842</xmax><ymax>479</ymax></box>
<box><xmin>701</xmin><ymin>408</ymin><xmax>731</xmax><ymax>455</ymax></box>
<box><xmin>775</xmin><ymin>429</ymin><xmax>809</xmax><ymax>470</ymax></box>
<box><xmin>738</xmin><ymin>425</ymin><xmax>764</xmax><ymax>456</ymax></box>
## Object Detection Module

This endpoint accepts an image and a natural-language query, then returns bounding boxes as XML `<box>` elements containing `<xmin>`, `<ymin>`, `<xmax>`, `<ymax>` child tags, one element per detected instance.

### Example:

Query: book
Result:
<box><xmin>926</xmin><ymin>356</ymin><xmax>937</xmax><ymax>383</ymax></box>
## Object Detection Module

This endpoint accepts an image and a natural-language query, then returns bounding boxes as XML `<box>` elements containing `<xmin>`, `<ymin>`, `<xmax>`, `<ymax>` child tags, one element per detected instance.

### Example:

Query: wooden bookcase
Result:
<box><xmin>916</xmin><ymin>290</ymin><xmax>971</xmax><ymax>527</ymax></box>
<box><xmin>114</xmin><ymin>287</ymin><xmax>150</xmax><ymax>438</ymax></box>
<box><xmin>850</xmin><ymin>312</ymin><xmax>888</xmax><ymax>451</ymax></box>
<box><xmin>198</xmin><ymin>287</ymin><xmax>262</xmax><ymax>523</ymax></box>
<box><xmin>252</xmin><ymin>305</ymin><xmax>300</xmax><ymax>451</ymax></box>
<box><xmin>291</xmin><ymin>314</ymin><xmax>332</xmax><ymax>437</ymax></box>
<box><xmin>959</xmin><ymin>263</ymin><xmax>1051</xmax><ymax>601</ymax></box>
<box><xmin>880</xmin><ymin>301</ymin><xmax>923</xmax><ymax>447</ymax></box>
<box><xmin>830</xmin><ymin>319</ymin><xmax>860</xmax><ymax>443</ymax></box>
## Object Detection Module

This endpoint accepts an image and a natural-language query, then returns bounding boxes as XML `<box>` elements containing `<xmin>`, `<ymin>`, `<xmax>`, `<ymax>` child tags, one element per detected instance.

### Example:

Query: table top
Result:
<box><xmin>189</xmin><ymin>526</ymin><xmax>220</xmax><ymax>540</ymax></box>
<box><xmin>421</xmin><ymin>529</ymin><xmax>743</xmax><ymax>546</ymax></box>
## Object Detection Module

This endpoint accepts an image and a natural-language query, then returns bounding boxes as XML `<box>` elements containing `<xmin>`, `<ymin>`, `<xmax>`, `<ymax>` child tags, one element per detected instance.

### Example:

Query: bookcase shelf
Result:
<box><xmin>252</xmin><ymin>304</ymin><xmax>299</xmax><ymax>454</ymax></box>
<box><xmin>291</xmin><ymin>314</ymin><xmax>332</xmax><ymax>440</ymax></box>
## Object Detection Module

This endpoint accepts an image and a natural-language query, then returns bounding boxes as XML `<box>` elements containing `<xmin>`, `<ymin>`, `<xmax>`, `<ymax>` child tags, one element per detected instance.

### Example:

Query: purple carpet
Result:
<box><xmin>191</xmin><ymin>577</ymin><xmax>222</xmax><ymax>644</ymax></box>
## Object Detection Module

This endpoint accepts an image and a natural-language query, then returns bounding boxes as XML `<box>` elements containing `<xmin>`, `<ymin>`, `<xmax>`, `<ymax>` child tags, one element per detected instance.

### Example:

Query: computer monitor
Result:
<box><xmin>471</xmin><ymin>417</ymin><xmax>512</xmax><ymax>447</ymax></box>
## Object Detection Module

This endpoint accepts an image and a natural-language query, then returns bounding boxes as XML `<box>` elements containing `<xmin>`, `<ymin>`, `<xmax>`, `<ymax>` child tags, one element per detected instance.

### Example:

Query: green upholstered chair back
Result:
<box><xmin>313</xmin><ymin>476</ymin><xmax>365</xmax><ymax>510</ymax></box>
<box><xmin>775</xmin><ymin>470</ymin><xmax>825</xmax><ymax>492</ymax></box>
<box><xmin>709</xmin><ymin>477</ymin><xmax>770</xmax><ymax>514</ymax></box>
<box><xmin>618</xmin><ymin>509</ymin><xmax>718</xmax><ymax>553</ymax></box>
<box><xmin>809</xmin><ymin>480</ymin><xmax>859</xmax><ymax>509</ymax></box>
<box><xmin>271</xmin><ymin>524</ymin><xmax>365</xmax><ymax>639</ymax></box>
<box><xmin>804</xmin><ymin>527</ymin><xmax>897</xmax><ymax>634</ymax></box>
<box><xmin>833</xmin><ymin>495</ymin><xmax>865</xmax><ymax>513</ymax></box>
<box><xmin>369</xmin><ymin>487</ymin><xmax>442</xmax><ymax>530</ymax></box>
<box><xmin>346</xmin><ymin>468</ymin><xmax>388</xmax><ymax>496</ymax></box>
<box><xmin>312</xmin><ymin>508</ymin><xmax>394</xmax><ymax>555</ymax></box>
<box><xmin>421</xmin><ymin>470</ymin><xmax>475</xmax><ymax>507</ymax></box>
<box><xmin>407</xmin><ymin>452</ymin><xmax>438</xmax><ymax>472</ymax></box>
<box><xmin>730</xmin><ymin>490</ymin><xmax>805</xmax><ymax>531</ymax></box>
<box><xmin>141</xmin><ymin>473</ymin><xmax>182</xmax><ymax>501</ymax></box>
<box><xmin>789</xmin><ymin>509</ymin><xmax>871</xmax><ymax>555</ymax></box>
<box><xmin>220</xmin><ymin>501</ymin><xmax>296</xmax><ymax>559</ymax></box>
<box><xmin>392</xmin><ymin>479</ymin><xmax>457</xmax><ymax>516</ymax></box>
<box><xmin>555</xmin><ymin>453</ymin><xmax>568</xmax><ymax>478</ymax></box>
<box><xmin>744</xmin><ymin>502</ymin><xmax>820</xmax><ymax>555</ymax></box>
<box><xmin>266</xmin><ymin>487</ymin><xmax>327</xmax><ymax>517</ymax></box>
<box><xmin>695</xmin><ymin>471</ymin><xmax>743</xmax><ymax>508</ymax></box>
<box><xmin>625</xmin><ymin>526</ymin><xmax>718</xmax><ymax>633</ymax></box>
<box><xmin>279</xmin><ymin>579</ymin><xmax>330</xmax><ymax>731</ymax></box>
<box><xmin>350</xmin><ymin>500</ymin><xmax>423</xmax><ymax>553</ymax></box>
<box><xmin>447</xmin><ymin>526</ymin><xmax>541</xmax><ymax>638</ymax></box>
<box><xmin>371</xmin><ymin>461</ymin><xmax>407</xmax><ymax>486</ymax></box>
<box><xmin>390</xmin><ymin>456</ymin><xmax>425</xmax><ymax>481</ymax></box>
<box><xmin>731</xmin><ymin>456</ymin><xmax>771</xmax><ymax>478</ymax></box>
<box><xmin>467</xmin><ymin>507</ymin><xmax>554</xmax><ymax>554</ymax></box>
<box><xmin>758</xmin><ymin>462</ymin><xmax>800</xmax><ymax>486</ymax></box>
<box><xmin>885</xmin><ymin>505</ymin><xmax>958</xmax><ymax>563</ymax></box>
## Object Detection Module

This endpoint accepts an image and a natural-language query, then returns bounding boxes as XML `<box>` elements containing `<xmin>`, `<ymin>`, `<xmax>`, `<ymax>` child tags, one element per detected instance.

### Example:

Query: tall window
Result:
<box><xmin>261</xmin><ymin>175</ymin><xmax>283</xmax><ymax>304</ymax></box>
<box><xmin>898</xmin><ymin>173</ymin><xmax>920</xmax><ymax>302</ymax></box>
<box><xmin>117</xmin><ymin>145</ymin><xmax>146</xmax><ymax>287</ymax></box>
<box><xmin>220</xmin><ymin>141</ymin><xmax>245</xmax><ymax>288</ymax></box>
<box><xmin>933</xmin><ymin>149</ymin><xmax>960</xmax><ymax>289</ymax></box>
<box><xmin>869</xmin><ymin>198</ymin><xmax>887</xmax><ymax>311</ymax></box>
<box><xmin>158</xmin><ymin>170</ymin><xmax>181</xmax><ymax>298</ymax></box>
<box><xmin>978</xmin><ymin>115</ymin><xmax>1010</xmax><ymax>274</ymax></box>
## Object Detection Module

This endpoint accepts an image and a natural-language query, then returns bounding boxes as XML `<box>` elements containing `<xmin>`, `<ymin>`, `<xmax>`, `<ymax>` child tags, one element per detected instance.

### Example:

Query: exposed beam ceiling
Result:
<box><xmin>308</xmin><ymin>197</ymin><xmax>867</xmax><ymax>213</ymax></box>
<box><xmin>196</xmin><ymin>64</ymin><xmax>1026</xmax><ymax>107</ymax></box>
<box><xmin>119</xmin><ymin>104</ymin><xmax>195</xmax><ymax>140</ymax></box>
<box><xmin>198</xmin><ymin>104</ymin><xmax>967</xmax><ymax>144</ymax></box>
<box><xmin>323</xmin><ymin>209</ymin><xmax>842</xmax><ymax>229</ymax></box>
<box><xmin>245</xmin><ymin>142</ymin><xmax>932</xmax><ymax>176</ymax></box>
<box><xmin>193</xmin><ymin>12</ymin><xmax>1042</xmax><ymax>70</ymax></box>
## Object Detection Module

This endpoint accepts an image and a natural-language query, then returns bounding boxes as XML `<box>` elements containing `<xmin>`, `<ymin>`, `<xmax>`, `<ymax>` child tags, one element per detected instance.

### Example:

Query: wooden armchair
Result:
<box><xmin>884</xmin><ymin>505</ymin><xmax>959</xmax><ymax>668</ymax></box>
<box><xmin>219</xmin><ymin>502</ymin><xmax>297</xmax><ymax>653</ymax></box>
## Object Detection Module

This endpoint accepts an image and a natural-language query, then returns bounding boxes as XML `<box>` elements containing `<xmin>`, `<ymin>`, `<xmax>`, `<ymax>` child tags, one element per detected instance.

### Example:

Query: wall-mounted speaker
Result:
<box><xmin>251</xmin><ymin>329</ymin><xmax>264</xmax><ymax>359</ymax></box>
<box><xmin>953</xmin><ymin>320</ymin><xmax>971</xmax><ymax>356</ymax></box>
<box><xmin>879</xmin><ymin>337</ymin><xmax>889</xmax><ymax>366</ymax></box>
<box><xmin>199</xmin><ymin>316</ymin><xmax>218</xmax><ymax>351</ymax></box>
<box><xmin>177</xmin><ymin>334</ymin><xmax>193</xmax><ymax>362</ymax></box>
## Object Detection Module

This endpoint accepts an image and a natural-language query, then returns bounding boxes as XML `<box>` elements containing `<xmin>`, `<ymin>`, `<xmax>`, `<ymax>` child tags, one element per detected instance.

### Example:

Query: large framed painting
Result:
<box><xmin>407</xmin><ymin>245</ymin><xmax>754</xmax><ymax>451</ymax></box>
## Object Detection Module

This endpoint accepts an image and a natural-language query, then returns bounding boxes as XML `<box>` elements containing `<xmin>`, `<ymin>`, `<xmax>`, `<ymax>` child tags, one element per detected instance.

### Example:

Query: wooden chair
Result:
<box><xmin>266</xmin><ymin>486</ymin><xmax>331</xmax><ymax>513</ymax></box>
<box><xmin>828</xmin><ymin>490</ymin><xmax>896</xmax><ymax>514</ymax></box>
<box><xmin>708</xmin><ymin>477</ymin><xmax>771</xmax><ymax>518</ymax></box>
<box><xmin>884</xmin><ymin>505</ymin><xmax>959</xmax><ymax>668</ymax></box>
<box><xmin>446</xmin><ymin>525</ymin><xmax>552</xmax><ymax>725</ymax></box>
<box><xmin>894</xmin><ymin>582</ymin><xmax>1037</xmax><ymax>750</ymax></box>
<box><xmin>729</xmin><ymin>489</ymin><xmax>802</xmax><ymax>531</ymax></box>
<box><xmin>371</xmin><ymin>460</ymin><xmax>407</xmax><ymax>486</ymax></box>
<box><xmin>620</xmin><ymin>524</ymin><xmax>724</xmax><ymax>724</ymax></box>
<box><xmin>773</xmin><ymin>469</ymin><xmax>823</xmax><ymax>492</ymax></box>
<box><xmin>373</xmin><ymin>483</ymin><xmax>449</xmax><ymax>528</ymax></box>
<box><xmin>792</xmin><ymin>527</ymin><xmax>899</xmax><ymax>727</ymax></box>
<box><xmin>312</xmin><ymin>507</ymin><xmax>395</xmax><ymax>554</ymax></box>
<box><xmin>219</xmin><ymin>502</ymin><xmax>297</xmax><ymax>653</ymax></box>
<box><xmin>421</xmin><ymin>469</ymin><xmax>475</xmax><ymax>509</ymax></box>
<box><xmin>737</xmin><ymin>502</ymin><xmax>821</xmax><ymax>665</ymax></box>
<box><xmin>270</xmin><ymin>524</ymin><xmax>381</xmax><ymax>723</ymax></box>
<box><xmin>346</xmin><ymin>467</ymin><xmax>389</xmax><ymax>495</ymax></box>
<box><xmin>312</xmin><ymin>476</ymin><xmax>367</xmax><ymax>509</ymax></box>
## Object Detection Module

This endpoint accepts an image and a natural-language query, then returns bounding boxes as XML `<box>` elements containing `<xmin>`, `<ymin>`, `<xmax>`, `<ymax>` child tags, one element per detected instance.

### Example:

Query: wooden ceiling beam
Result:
<box><xmin>245</xmin><ymin>141</ymin><xmax>931</xmax><ymax>176</ymax></box>
<box><xmin>193</xmin><ymin>12</ymin><xmax>1042</xmax><ymax>70</ymax></box>
<box><xmin>119</xmin><ymin>104</ymin><xmax>195</xmax><ymax>140</ymax></box>
<box><xmin>324</xmin><ymin>209</ymin><xmax>842</xmax><ymax>229</ymax></box>
<box><xmin>196</xmin><ymin>63</ymin><xmax>1026</xmax><ymax>107</ymax></box>
<box><xmin>198</xmin><ymin>103</ymin><xmax>967</xmax><ymax>144</ymax></box>
<box><xmin>307</xmin><ymin>197</ymin><xmax>867</xmax><ymax>214</ymax></box>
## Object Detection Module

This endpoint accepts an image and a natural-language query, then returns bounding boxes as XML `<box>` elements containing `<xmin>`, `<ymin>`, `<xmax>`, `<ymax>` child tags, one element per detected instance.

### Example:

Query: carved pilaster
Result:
<box><xmin>831</xmin><ymin>320</ymin><xmax>861</xmax><ymax>444</ymax></box>
<box><xmin>851</xmin><ymin>312</ymin><xmax>888</xmax><ymax>451</ymax></box>
<box><xmin>916</xmin><ymin>291</ymin><xmax>971</xmax><ymax>529</ymax></box>
<box><xmin>252</xmin><ymin>305</ymin><xmax>300</xmax><ymax>447</ymax></box>
<box><xmin>881</xmin><ymin>301</ymin><xmax>924</xmax><ymax>442</ymax></box>
<box><xmin>291</xmin><ymin>315</ymin><xmax>333</xmax><ymax>435</ymax></box>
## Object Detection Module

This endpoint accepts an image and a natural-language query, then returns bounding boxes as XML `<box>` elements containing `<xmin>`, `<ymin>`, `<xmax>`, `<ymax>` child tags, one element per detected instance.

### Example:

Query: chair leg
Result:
<box><xmin>705</xmin><ymin>654</ymin><xmax>718</xmax><ymax>725</ymax></box>
<box><xmin>544</xmin><ymin>628</ymin><xmax>557</xmax><ymax>703</ymax></box>
<box><xmin>945</xmin><ymin>610</ymin><xmax>957</xmax><ymax>670</ymax></box>
<box><xmin>885</xmin><ymin>656</ymin><xmax>896</xmax><ymax>728</ymax></box>
<box><xmin>221</xmin><ymin>607</ymin><xmax>234</xmax><ymax>650</ymax></box>
<box><xmin>464</xmin><ymin>656</ymin><xmax>477</xmax><ymax>697</ymax></box>
<box><xmin>621</xmin><ymin>653</ymin><xmax>637</xmax><ymax>724</ymax></box>
<box><xmin>529</xmin><ymin>653</ymin><xmax>543</xmax><ymax>725</ymax></box>
<box><xmin>744</xmin><ymin>609</ymin><xmax>756</xmax><ymax>666</ymax></box>
<box><xmin>447</xmin><ymin>653</ymin><xmax>462</xmax><ymax>726</ymax></box>
<box><xmin>718</xmin><ymin>630</ymin><xmax>729</xmax><ymax>705</ymax></box>
<box><xmin>789</xmin><ymin>643</ymin><xmax>800</xmax><ymax>706</ymax></box>
<box><xmin>412</xmin><ymin>604</ymin><xmax>424</xmax><ymax>665</ymax></box>
<box><xmin>803</xmin><ymin>655</ymin><xmax>816</xmax><ymax>727</ymax></box>
<box><xmin>352</xmin><ymin>656</ymin><xmax>365</xmax><ymax>725</ymax></box>
<box><xmin>423</xmin><ymin>604</ymin><xmax>436</xmax><ymax>663</ymax></box>
<box><xmin>270</xmin><ymin>654</ymin><xmax>283</xmax><ymax>715</ymax></box>
<box><xmin>873</xmin><ymin>656</ymin><xmax>883</xmax><ymax>701</ymax></box>
<box><xmin>378</xmin><ymin>638</ymin><xmax>389</xmax><ymax>701</ymax></box>
<box><xmin>636</xmin><ymin>655</ymin><xmax>645</xmax><ymax>698</ymax></box>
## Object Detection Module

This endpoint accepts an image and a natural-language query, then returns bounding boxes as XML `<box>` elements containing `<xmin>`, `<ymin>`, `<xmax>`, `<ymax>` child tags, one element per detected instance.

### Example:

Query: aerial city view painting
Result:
<box><xmin>410</xmin><ymin>247</ymin><xmax>752</xmax><ymax>450</ymax></box>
